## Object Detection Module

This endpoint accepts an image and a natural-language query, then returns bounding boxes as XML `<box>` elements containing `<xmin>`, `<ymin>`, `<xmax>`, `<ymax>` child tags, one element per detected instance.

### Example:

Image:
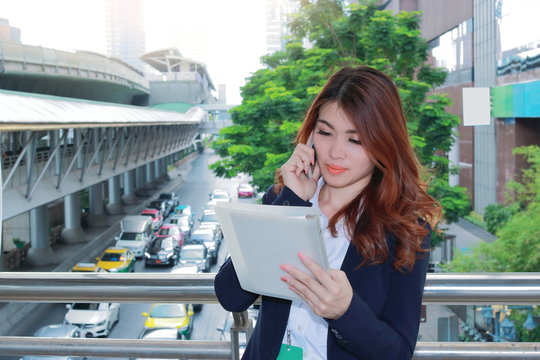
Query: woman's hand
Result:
<box><xmin>280</xmin><ymin>143</ymin><xmax>321</xmax><ymax>201</ymax></box>
<box><xmin>280</xmin><ymin>253</ymin><xmax>353</xmax><ymax>320</ymax></box>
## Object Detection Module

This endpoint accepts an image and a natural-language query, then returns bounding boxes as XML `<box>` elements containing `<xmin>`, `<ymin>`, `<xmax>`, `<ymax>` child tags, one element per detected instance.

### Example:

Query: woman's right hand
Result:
<box><xmin>280</xmin><ymin>143</ymin><xmax>321</xmax><ymax>201</ymax></box>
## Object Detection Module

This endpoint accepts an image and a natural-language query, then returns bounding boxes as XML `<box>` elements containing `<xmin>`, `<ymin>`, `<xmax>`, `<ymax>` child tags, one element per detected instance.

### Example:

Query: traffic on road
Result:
<box><xmin>4</xmin><ymin>149</ymin><xmax>259</xmax><ymax>360</ymax></box>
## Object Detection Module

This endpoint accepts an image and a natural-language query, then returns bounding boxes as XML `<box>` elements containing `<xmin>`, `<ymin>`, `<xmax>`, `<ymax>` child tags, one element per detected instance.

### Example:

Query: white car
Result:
<box><xmin>22</xmin><ymin>324</ymin><xmax>84</xmax><ymax>360</ymax></box>
<box><xmin>64</xmin><ymin>302</ymin><xmax>120</xmax><ymax>338</ymax></box>
<box><xmin>209</xmin><ymin>189</ymin><xmax>231</xmax><ymax>203</ymax></box>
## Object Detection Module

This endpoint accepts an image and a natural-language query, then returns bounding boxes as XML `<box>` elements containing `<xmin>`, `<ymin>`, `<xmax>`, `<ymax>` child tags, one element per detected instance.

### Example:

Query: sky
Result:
<box><xmin>1</xmin><ymin>0</ymin><xmax>269</xmax><ymax>105</ymax></box>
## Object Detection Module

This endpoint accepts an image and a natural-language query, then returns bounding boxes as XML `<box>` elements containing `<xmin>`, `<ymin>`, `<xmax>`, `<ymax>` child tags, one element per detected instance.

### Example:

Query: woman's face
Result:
<box><xmin>313</xmin><ymin>101</ymin><xmax>375</xmax><ymax>195</ymax></box>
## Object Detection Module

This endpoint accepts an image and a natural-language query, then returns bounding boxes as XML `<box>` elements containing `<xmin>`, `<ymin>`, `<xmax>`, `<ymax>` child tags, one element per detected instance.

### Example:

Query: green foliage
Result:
<box><xmin>428</xmin><ymin>178</ymin><xmax>471</xmax><ymax>224</ymax></box>
<box><xmin>483</xmin><ymin>203</ymin><xmax>519</xmax><ymax>235</ymax></box>
<box><xmin>444</xmin><ymin>146</ymin><xmax>540</xmax><ymax>273</ymax></box>
<box><xmin>507</xmin><ymin>145</ymin><xmax>540</xmax><ymax>207</ymax></box>
<box><xmin>210</xmin><ymin>0</ymin><xmax>471</xmax><ymax>228</ymax></box>
<box><xmin>511</xmin><ymin>308</ymin><xmax>540</xmax><ymax>342</ymax></box>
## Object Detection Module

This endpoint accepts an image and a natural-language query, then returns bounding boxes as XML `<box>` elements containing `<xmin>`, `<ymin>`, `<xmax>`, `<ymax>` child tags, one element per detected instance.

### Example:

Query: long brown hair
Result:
<box><xmin>277</xmin><ymin>66</ymin><xmax>441</xmax><ymax>272</ymax></box>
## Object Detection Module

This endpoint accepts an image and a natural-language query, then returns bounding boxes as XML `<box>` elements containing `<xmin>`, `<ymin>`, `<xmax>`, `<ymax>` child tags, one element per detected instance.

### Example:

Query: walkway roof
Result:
<box><xmin>0</xmin><ymin>89</ymin><xmax>205</xmax><ymax>131</ymax></box>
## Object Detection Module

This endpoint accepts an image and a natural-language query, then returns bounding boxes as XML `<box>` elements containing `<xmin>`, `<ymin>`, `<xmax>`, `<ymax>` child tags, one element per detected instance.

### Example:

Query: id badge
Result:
<box><xmin>277</xmin><ymin>343</ymin><xmax>303</xmax><ymax>360</ymax></box>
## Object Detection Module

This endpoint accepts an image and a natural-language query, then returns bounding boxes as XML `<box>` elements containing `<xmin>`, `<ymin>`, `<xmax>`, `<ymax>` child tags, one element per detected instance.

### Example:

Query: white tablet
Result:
<box><xmin>214</xmin><ymin>202</ymin><xmax>328</xmax><ymax>301</ymax></box>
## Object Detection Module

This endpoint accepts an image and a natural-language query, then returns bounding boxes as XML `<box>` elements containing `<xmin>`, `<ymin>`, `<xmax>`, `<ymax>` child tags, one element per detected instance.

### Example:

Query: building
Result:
<box><xmin>0</xmin><ymin>18</ymin><xmax>21</xmax><ymax>43</ymax></box>
<box><xmin>384</xmin><ymin>0</ymin><xmax>540</xmax><ymax>213</ymax></box>
<box><xmin>104</xmin><ymin>0</ymin><xmax>147</xmax><ymax>72</ymax></box>
<box><xmin>265</xmin><ymin>0</ymin><xmax>300</xmax><ymax>53</ymax></box>
<box><xmin>141</xmin><ymin>47</ymin><xmax>216</xmax><ymax>106</ymax></box>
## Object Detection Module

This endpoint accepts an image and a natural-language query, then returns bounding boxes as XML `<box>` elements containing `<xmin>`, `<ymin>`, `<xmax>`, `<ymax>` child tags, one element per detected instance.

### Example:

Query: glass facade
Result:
<box><xmin>428</xmin><ymin>19</ymin><xmax>473</xmax><ymax>85</ymax></box>
<box><xmin>496</xmin><ymin>0</ymin><xmax>540</xmax><ymax>75</ymax></box>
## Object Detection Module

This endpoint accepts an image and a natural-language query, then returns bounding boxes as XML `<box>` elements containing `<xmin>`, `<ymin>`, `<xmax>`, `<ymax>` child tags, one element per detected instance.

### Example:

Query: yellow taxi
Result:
<box><xmin>70</xmin><ymin>262</ymin><xmax>105</xmax><ymax>272</ymax></box>
<box><xmin>96</xmin><ymin>247</ymin><xmax>136</xmax><ymax>272</ymax></box>
<box><xmin>141</xmin><ymin>303</ymin><xmax>194</xmax><ymax>339</ymax></box>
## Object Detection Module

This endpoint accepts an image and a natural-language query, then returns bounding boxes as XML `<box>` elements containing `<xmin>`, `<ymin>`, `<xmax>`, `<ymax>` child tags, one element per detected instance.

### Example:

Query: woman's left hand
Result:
<box><xmin>280</xmin><ymin>253</ymin><xmax>353</xmax><ymax>320</ymax></box>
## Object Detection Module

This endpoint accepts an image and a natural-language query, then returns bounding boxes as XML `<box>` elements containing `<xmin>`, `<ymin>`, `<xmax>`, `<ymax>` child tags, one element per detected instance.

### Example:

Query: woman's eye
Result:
<box><xmin>316</xmin><ymin>130</ymin><xmax>331</xmax><ymax>136</ymax></box>
<box><xmin>349</xmin><ymin>139</ymin><xmax>362</xmax><ymax>145</ymax></box>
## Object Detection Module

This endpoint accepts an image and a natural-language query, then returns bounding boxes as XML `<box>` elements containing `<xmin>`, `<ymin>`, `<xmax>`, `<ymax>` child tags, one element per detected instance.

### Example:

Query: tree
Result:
<box><xmin>210</xmin><ymin>0</ymin><xmax>470</xmax><ymax>243</ymax></box>
<box><xmin>444</xmin><ymin>146</ymin><xmax>540</xmax><ymax>273</ymax></box>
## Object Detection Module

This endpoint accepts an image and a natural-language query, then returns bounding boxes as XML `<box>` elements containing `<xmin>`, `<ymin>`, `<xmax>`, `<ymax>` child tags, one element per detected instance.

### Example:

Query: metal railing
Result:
<box><xmin>0</xmin><ymin>272</ymin><xmax>539</xmax><ymax>359</ymax></box>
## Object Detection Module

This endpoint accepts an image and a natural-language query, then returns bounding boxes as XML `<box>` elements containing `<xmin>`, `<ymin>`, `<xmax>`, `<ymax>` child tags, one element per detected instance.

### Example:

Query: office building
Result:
<box><xmin>104</xmin><ymin>0</ymin><xmax>146</xmax><ymax>72</ymax></box>
<box><xmin>384</xmin><ymin>0</ymin><xmax>540</xmax><ymax>212</ymax></box>
<box><xmin>0</xmin><ymin>18</ymin><xmax>21</xmax><ymax>43</ymax></box>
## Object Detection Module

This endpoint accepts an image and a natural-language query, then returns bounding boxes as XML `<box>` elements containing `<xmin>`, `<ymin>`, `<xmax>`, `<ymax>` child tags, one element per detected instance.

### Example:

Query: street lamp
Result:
<box><xmin>481</xmin><ymin>306</ymin><xmax>494</xmax><ymax>329</ymax></box>
<box><xmin>523</xmin><ymin>309</ymin><xmax>538</xmax><ymax>331</ymax></box>
<box><xmin>500</xmin><ymin>315</ymin><xmax>517</xmax><ymax>341</ymax></box>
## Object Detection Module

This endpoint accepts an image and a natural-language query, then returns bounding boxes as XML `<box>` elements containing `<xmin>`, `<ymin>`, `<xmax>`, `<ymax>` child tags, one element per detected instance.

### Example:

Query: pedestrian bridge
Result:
<box><xmin>0</xmin><ymin>41</ymin><xmax>149</xmax><ymax>104</ymax></box>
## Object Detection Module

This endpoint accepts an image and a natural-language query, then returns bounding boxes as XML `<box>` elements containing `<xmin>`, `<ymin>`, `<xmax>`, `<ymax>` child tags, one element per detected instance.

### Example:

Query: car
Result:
<box><xmin>96</xmin><ymin>247</ymin><xmax>136</xmax><ymax>272</ymax></box>
<box><xmin>209</xmin><ymin>188</ymin><xmax>231</xmax><ymax>203</ymax></box>
<box><xmin>141</xmin><ymin>303</ymin><xmax>194</xmax><ymax>339</ymax></box>
<box><xmin>202</xmin><ymin>201</ymin><xmax>217</xmax><ymax>212</ymax></box>
<box><xmin>21</xmin><ymin>324</ymin><xmax>84</xmax><ymax>360</ymax></box>
<box><xmin>154</xmin><ymin>224</ymin><xmax>184</xmax><ymax>247</ymax></box>
<box><xmin>64</xmin><ymin>302</ymin><xmax>121</xmax><ymax>338</ymax></box>
<box><xmin>178</xmin><ymin>244</ymin><xmax>211</xmax><ymax>272</ymax></box>
<box><xmin>146</xmin><ymin>199</ymin><xmax>170</xmax><ymax>217</ymax></box>
<box><xmin>137</xmin><ymin>327</ymin><xmax>182</xmax><ymax>340</ymax></box>
<box><xmin>140</xmin><ymin>209</ymin><xmax>164</xmax><ymax>230</ymax></box>
<box><xmin>170</xmin><ymin>265</ymin><xmax>204</xmax><ymax>312</ymax></box>
<box><xmin>173</xmin><ymin>204</ymin><xmax>194</xmax><ymax>221</ymax></box>
<box><xmin>70</xmin><ymin>262</ymin><xmax>105</xmax><ymax>272</ymax></box>
<box><xmin>115</xmin><ymin>215</ymin><xmax>155</xmax><ymax>258</ymax></box>
<box><xmin>166</xmin><ymin>214</ymin><xmax>193</xmax><ymax>241</ymax></box>
<box><xmin>199</xmin><ymin>210</ymin><xmax>223</xmax><ymax>239</ymax></box>
<box><xmin>188</xmin><ymin>228</ymin><xmax>219</xmax><ymax>264</ymax></box>
<box><xmin>198</xmin><ymin>222</ymin><xmax>223</xmax><ymax>244</ymax></box>
<box><xmin>158</xmin><ymin>192</ymin><xmax>179</xmax><ymax>212</ymax></box>
<box><xmin>237</xmin><ymin>183</ymin><xmax>254</xmax><ymax>198</ymax></box>
<box><xmin>144</xmin><ymin>236</ymin><xmax>180</xmax><ymax>266</ymax></box>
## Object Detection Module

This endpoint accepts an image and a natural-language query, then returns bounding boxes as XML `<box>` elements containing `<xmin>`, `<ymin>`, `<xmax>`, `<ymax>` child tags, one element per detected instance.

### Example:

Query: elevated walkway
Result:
<box><xmin>0</xmin><ymin>41</ymin><xmax>149</xmax><ymax>105</ymax></box>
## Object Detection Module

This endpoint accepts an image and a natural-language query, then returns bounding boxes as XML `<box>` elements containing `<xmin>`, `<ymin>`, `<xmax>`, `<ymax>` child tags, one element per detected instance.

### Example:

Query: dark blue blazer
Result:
<box><xmin>214</xmin><ymin>186</ymin><xmax>430</xmax><ymax>360</ymax></box>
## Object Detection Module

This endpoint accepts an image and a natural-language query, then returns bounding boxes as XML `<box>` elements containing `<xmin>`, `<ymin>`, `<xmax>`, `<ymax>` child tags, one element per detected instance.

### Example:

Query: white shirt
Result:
<box><xmin>281</xmin><ymin>179</ymin><xmax>350</xmax><ymax>359</ymax></box>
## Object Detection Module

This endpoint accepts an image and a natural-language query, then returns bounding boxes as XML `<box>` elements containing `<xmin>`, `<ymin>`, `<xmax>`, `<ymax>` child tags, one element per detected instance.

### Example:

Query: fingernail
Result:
<box><xmin>280</xmin><ymin>264</ymin><xmax>289</xmax><ymax>272</ymax></box>
<box><xmin>280</xmin><ymin>276</ymin><xmax>288</xmax><ymax>282</ymax></box>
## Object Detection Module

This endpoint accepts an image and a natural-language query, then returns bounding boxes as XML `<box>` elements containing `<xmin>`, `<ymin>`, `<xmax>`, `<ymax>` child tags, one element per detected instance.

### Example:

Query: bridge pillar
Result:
<box><xmin>86</xmin><ymin>182</ymin><xmax>108</xmax><ymax>227</ymax></box>
<box><xmin>153</xmin><ymin>160</ymin><xmax>164</xmax><ymax>185</ymax></box>
<box><xmin>122</xmin><ymin>170</ymin><xmax>138</xmax><ymax>204</ymax></box>
<box><xmin>26</xmin><ymin>205</ymin><xmax>57</xmax><ymax>267</ymax></box>
<box><xmin>106</xmin><ymin>175</ymin><xmax>124</xmax><ymax>214</ymax></box>
<box><xmin>135</xmin><ymin>165</ymin><xmax>149</xmax><ymax>196</ymax></box>
<box><xmin>161</xmin><ymin>158</ymin><xmax>171</xmax><ymax>181</ymax></box>
<box><xmin>60</xmin><ymin>192</ymin><xmax>86</xmax><ymax>244</ymax></box>
<box><xmin>145</xmin><ymin>162</ymin><xmax>157</xmax><ymax>189</ymax></box>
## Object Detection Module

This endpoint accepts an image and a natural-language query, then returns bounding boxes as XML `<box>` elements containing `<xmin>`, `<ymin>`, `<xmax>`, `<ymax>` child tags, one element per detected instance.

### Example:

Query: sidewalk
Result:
<box><xmin>16</xmin><ymin>153</ymin><xmax>196</xmax><ymax>273</ymax></box>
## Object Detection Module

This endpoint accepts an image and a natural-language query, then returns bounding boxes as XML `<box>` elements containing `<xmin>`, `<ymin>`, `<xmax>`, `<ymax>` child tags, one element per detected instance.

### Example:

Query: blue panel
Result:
<box><xmin>523</xmin><ymin>81</ymin><xmax>540</xmax><ymax>117</ymax></box>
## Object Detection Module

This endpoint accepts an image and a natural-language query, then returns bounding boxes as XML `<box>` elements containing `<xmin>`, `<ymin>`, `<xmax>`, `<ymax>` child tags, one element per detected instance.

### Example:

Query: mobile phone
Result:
<box><xmin>307</xmin><ymin>133</ymin><xmax>316</xmax><ymax>179</ymax></box>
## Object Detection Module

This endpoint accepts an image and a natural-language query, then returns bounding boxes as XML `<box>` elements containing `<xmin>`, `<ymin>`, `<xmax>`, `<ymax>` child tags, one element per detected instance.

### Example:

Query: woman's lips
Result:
<box><xmin>326</xmin><ymin>164</ymin><xmax>347</xmax><ymax>174</ymax></box>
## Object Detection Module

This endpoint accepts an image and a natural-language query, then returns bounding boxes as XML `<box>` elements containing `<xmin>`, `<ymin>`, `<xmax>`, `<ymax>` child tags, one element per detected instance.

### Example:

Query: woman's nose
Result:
<box><xmin>328</xmin><ymin>140</ymin><xmax>346</xmax><ymax>159</ymax></box>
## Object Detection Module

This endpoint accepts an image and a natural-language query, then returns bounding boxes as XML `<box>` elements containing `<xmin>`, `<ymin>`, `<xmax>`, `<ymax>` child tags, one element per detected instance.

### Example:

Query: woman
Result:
<box><xmin>214</xmin><ymin>66</ymin><xmax>441</xmax><ymax>360</ymax></box>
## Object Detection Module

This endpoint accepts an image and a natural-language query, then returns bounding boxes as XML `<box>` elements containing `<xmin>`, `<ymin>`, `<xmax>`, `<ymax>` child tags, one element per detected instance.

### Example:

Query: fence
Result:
<box><xmin>0</xmin><ymin>272</ymin><xmax>539</xmax><ymax>359</ymax></box>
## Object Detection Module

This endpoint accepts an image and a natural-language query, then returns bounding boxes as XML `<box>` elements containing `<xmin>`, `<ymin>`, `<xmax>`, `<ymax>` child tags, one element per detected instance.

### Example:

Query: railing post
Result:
<box><xmin>230</xmin><ymin>310</ymin><xmax>253</xmax><ymax>360</ymax></box>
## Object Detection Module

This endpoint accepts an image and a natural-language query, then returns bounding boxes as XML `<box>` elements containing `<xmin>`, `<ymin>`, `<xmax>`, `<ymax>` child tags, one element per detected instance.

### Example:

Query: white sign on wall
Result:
<box><xmin>462</xmin><ymin>87</ymin><xmax>491</xmax><ymax>126</ymax></box>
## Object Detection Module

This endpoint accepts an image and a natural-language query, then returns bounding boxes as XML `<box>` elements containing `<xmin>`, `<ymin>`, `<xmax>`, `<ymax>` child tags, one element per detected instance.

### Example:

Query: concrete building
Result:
<box><xmin>384</xmin><ymin>0</ymin><xmax>540</xmax><ymax>213</ymax></box>
<box><xmin>0</xmin><ymin>18</ymin><xmax>21</xmax><ymax>43</ymax></box>
<box><xmin>141</xmin><ymin>47</ymin><xmax>216</xmax><ymax>106</ymax></box>
<box><xmin>265</xmin><ymin>0</ymin><xmax>300</xmax><ymax>54</ymax></box>
<box><xmin>104</xmin><ymin>0</ymin><xmax>147</xmax><ymax>72</ymax></box>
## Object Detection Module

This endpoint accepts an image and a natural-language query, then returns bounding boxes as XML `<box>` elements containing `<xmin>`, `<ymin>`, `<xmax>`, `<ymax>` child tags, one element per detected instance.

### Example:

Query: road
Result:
<box><xmin>3</xmin><ymin>149</ymin><xmax>257</xmax><ymax>360</ymax></box>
